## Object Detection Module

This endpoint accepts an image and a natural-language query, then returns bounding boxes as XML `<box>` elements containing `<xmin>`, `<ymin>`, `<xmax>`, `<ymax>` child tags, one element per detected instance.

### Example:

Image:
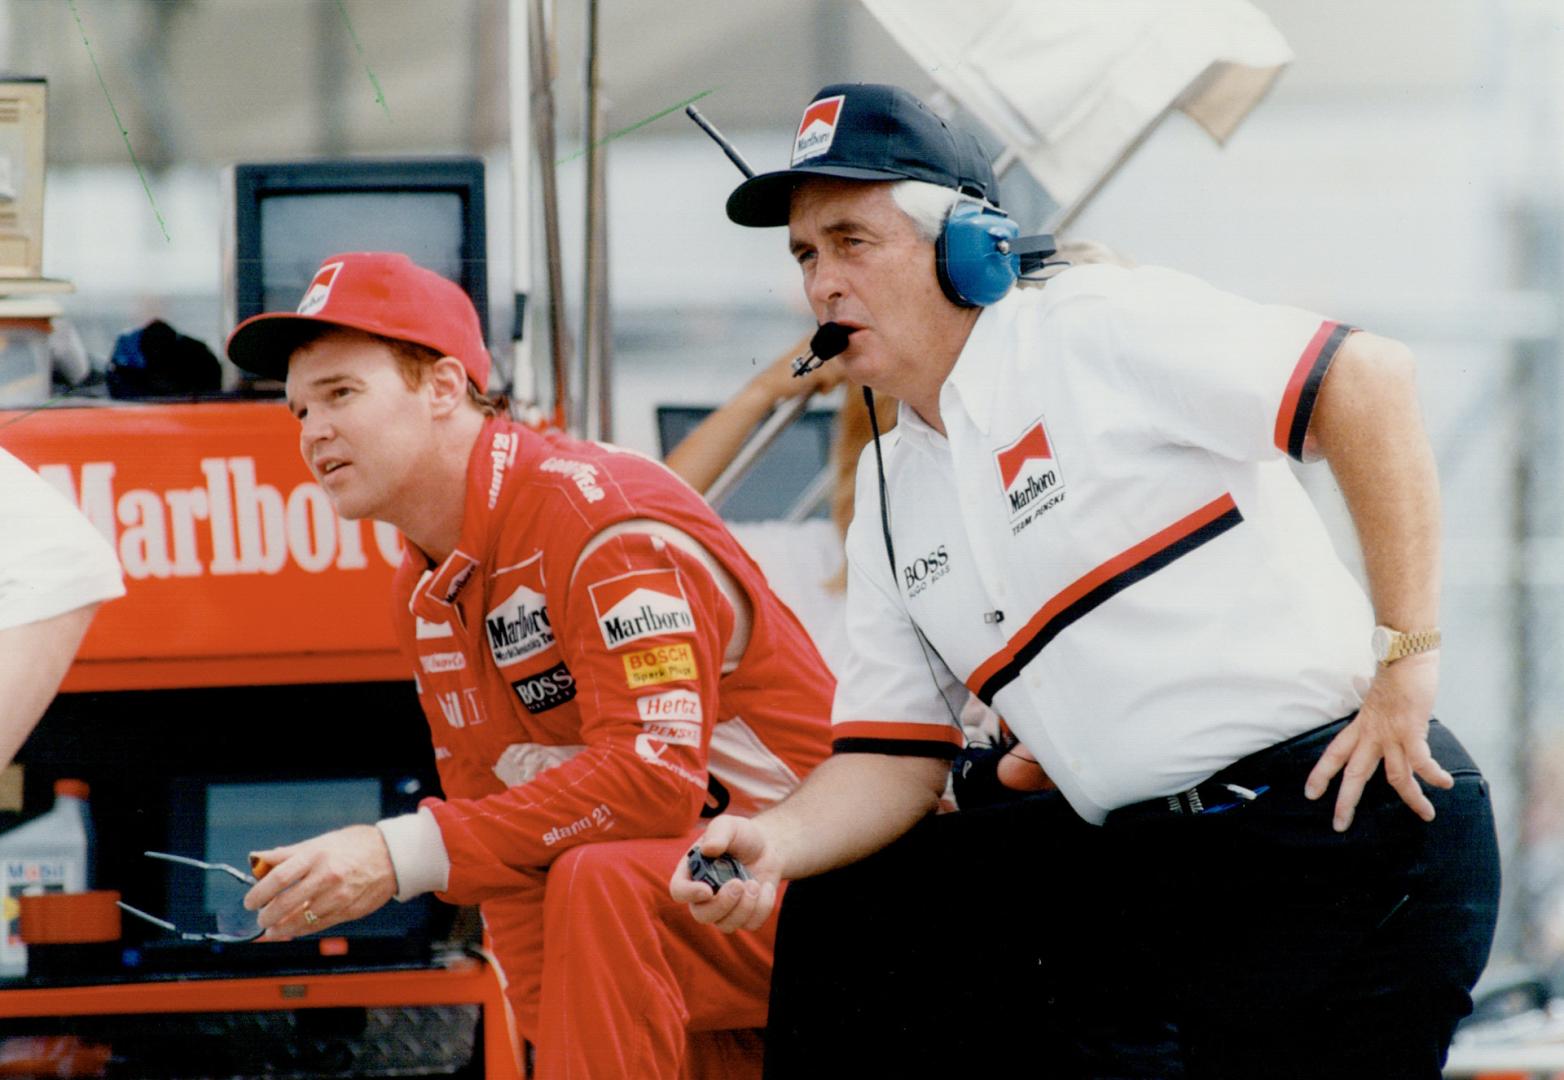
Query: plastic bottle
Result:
<box><xmin>0</xmin><ymin>779</ymin><xmax>90</xmax><ymax>977</ymax></box>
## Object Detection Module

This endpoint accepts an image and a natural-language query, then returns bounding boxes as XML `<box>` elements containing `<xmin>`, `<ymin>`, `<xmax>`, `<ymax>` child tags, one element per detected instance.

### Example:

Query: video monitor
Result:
<box><xmin>160</xmin><ymin>774</ymin><xmax>436</xmax><ymax>949</ymax></box>
<box><xmin>225</xmin><ymin>158</ymin><xmax>488</xmax><ymax>357</ymax></box>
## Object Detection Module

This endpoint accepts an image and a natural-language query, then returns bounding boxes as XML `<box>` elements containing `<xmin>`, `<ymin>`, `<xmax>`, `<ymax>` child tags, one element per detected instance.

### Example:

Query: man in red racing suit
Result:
<box><xmin>226</xmin><ymin>252</ymin><xmax>833</xmax><ymax>1078</ymax></box>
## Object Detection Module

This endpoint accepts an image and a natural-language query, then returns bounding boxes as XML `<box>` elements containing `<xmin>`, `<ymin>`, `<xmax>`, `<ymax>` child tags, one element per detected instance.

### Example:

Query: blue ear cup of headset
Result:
<box><xmin>935</xmin><ymin>201</ymin><xmax>1022</xmax><ymax>307</ymax></box>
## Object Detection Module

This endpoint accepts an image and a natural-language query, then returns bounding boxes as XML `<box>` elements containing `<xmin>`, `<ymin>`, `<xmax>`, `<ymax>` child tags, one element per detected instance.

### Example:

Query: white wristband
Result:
<box><xmin>375</xmin><ymin>806</ymin><xmax>451</xmax><ymax>901</ymax></box>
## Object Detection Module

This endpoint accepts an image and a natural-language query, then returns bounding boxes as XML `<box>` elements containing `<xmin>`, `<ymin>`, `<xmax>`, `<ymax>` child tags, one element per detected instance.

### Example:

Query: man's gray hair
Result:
<box><xmin>888</xmin><ymin>179</ymin><xmax>963</xmax><ymax>243</ymax></box>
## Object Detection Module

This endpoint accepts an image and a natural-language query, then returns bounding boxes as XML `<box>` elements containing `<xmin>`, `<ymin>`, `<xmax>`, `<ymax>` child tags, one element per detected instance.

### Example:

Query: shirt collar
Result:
<box><xmin>941</xmin><ymin>299</ymin><xmax>1007</xmax><ymax>436</ymax></box>
<box><xmin>407</xmin><ymin>415</ymin><xmax>522</xmax><ymax>624</ymax></box>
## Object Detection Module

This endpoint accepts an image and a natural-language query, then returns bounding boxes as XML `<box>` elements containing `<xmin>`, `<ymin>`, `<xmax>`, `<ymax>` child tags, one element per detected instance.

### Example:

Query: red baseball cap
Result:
<box><xmin>226</xmin><ymin>252</ymin><xmax>491</xmax><ymax>392</ymax></box>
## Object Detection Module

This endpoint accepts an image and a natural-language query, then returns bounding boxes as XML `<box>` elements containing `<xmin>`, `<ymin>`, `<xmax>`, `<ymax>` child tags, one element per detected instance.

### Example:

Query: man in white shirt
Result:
<box><xmin>670</xmin><ymin>82</ymin><xmax>1499</xmax><ymax>1078</ymax></box>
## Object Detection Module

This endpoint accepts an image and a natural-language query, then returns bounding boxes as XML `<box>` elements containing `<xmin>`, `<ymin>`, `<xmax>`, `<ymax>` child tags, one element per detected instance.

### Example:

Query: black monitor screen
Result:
<box><xmin>657</xmin><ymin>405</ymin><xmax>835</xmax><ymax>522</ymax></box>
<box><xmin>258</xmin><ymin>191</ymin><xmax>466</xmax><ymax>315</ymax></box>
<box><xmin>231</xmin><ymin>158</ymin><xmax>487</xmax><ymax>346</ymax></box>
<box><xmin>205</xmin><ymin>778</ymin><xmax>381</xmax><ymax>905</ymax></box>
<box><xmin>163</xmin><ymin>775</ymin><xmax>434</xmax><ymax>944</ymax></box>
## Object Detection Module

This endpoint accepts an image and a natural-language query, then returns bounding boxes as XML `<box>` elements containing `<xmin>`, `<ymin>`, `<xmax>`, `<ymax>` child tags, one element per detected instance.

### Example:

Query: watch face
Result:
<box><xmin>1371</xmin><ymin>626</ymin><xmax>1392</xmax><ymax>662</ymax></box>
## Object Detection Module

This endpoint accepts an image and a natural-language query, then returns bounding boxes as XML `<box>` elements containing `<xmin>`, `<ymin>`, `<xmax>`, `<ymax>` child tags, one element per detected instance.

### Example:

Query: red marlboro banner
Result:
<box><xmin>1</xmin><ymin>401</ymin><xmax>408</xmax><ymax>691</ymax></box>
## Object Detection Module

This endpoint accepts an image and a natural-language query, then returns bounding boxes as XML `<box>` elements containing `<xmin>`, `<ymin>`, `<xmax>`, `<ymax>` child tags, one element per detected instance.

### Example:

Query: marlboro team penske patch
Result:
<box><xmin>792</xmin><ymin>94</ymin><xmax>845</xmax><ymax>164</ymax></box>
<box><xmin>995</xmin><ymin>415</ymin><xmax>1066</xmax><ymax>527</ymax></box>
<box><xmin>623</xmin><ymin>643</ymin><xmax>698</xmax><ymax>688</ymax></box>
<box><xmin>590</xmin><ymin>568</ymin><xmax>696</xmax><ymax>650</ymax></box>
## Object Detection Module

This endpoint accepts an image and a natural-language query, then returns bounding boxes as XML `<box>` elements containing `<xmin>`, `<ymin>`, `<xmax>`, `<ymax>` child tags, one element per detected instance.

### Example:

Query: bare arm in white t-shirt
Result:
<box><xmin>0</xmin><ymin>604</ymin><xmax>101</xmax><ymax>768</ymax></box>
<box><xmin>0</xmin><ymin>449</ymin><xmax>125</xmax><ymax>769</ymax></box>
<box><xmin>669</xmin><ymin>752</ymin><xmax>948</xmax><ymax>932</ymax></box>
<box><xmin>1300</xmin><ymin>330</ymin><xmax>1452</xmax><ymax>832</ymax></box>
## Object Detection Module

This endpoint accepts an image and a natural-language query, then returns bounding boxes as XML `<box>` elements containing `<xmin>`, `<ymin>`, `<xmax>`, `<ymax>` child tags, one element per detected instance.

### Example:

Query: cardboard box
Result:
<box><xmin>0</xmin><ymin>79</ymin><xmax>47</xmax><ymax>279</ymax></box>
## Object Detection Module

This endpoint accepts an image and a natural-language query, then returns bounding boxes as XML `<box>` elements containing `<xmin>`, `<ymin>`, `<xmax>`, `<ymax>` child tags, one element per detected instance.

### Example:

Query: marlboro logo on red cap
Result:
<box><xmin>296</xmin><ymin>261</ymin><xmax>344</xmax><ymax>316</ymax></box>
<box><xmin>995</xmin><ymin>417</ymin><xmax>1065</xmax><ymax>522</ymax></box>
<box><xmin>792</xmin><ymin>94</ymin><xmax>845</xmax><ymax>165</ymax></box>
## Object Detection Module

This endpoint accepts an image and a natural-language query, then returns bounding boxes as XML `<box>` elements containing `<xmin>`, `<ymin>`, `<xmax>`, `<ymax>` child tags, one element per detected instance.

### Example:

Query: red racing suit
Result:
<box><xmin>389</xmin><ymin>416</ymin><xmax>833</xmax><ymax>1077</ymax></box>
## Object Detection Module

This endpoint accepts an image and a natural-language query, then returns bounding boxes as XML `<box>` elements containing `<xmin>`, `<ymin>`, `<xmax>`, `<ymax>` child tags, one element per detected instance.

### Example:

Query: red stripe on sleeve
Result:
<box><xmin>830</xmin><ymin>721</ymin><xmax>966</xmax><ymax>748</ymax></box>
<box><xmin>1273</xmin><ymin>320</ymin><xmax>1340</xmax><ymax>454</ymax></box>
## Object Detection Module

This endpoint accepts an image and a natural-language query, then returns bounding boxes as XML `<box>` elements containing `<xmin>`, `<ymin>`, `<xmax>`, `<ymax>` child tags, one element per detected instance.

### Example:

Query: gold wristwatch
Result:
<box><xmin>1370</xmin><ymin>625</ymin><xmax>1441</xmax><ymax>667</ymax></box>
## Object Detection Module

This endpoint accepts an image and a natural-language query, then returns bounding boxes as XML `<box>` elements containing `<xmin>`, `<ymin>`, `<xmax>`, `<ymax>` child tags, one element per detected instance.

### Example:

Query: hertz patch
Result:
<box><xmin>623</xmin><ymin>642</ymin><xmax>698</xmax><ymax>688</ymax></box>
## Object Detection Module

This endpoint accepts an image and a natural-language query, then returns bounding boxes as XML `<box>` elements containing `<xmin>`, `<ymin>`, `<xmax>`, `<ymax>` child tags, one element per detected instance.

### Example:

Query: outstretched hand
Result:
<box><xmin>669</xmin><ymin>814</ymin><xmax>784</xmax><ymax>934</ymax></box>
<box><xmin>1304</xmin><ymin>653</ymin><xmax>1451</xmax><ymax>831</ymax></box>
<box><xmin>243</xmin><ymin>824</ymin><xmax>397</xmax><ymax>940</ymax></box>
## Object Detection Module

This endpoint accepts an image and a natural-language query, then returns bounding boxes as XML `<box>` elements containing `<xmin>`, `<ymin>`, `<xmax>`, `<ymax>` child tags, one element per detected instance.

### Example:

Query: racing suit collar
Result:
<box><xmin>407</xmin><ymin>415</ymin><xmax>528</xmax><ymax>627</ymax></box>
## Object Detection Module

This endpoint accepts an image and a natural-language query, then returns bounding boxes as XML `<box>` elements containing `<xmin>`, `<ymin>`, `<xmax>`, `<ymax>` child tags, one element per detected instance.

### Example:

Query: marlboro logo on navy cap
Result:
<box><xmin>727</xmin><ymin>82</ymin><xmax>999</xmax><ymax>228</ymax></box>
<box><xmin>792</xmin><ymin>95</ymin><xmax>846</xmax><ymax>164</ymax></box>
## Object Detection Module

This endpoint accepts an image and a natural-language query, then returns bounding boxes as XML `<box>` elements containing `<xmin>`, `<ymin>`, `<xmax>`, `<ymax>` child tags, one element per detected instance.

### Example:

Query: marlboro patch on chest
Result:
<box><xmin>995</xmin><ymin>415</ymin><xmax>1067</xmax><ymax>529</ymax></box>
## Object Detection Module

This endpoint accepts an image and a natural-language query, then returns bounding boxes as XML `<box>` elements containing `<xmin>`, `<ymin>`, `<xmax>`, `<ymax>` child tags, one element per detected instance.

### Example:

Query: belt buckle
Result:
<box><xmin>1167</xmin><ymin>781</ymin><xmax>1267</xmax><ymax>817</ymax></box>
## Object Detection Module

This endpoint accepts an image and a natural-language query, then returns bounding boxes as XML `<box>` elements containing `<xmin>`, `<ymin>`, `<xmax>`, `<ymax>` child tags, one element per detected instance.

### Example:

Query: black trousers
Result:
<box><xmin>764</xmin><ymin>719</ymin><xmax>1500</xmax><ymax>1079</ymax></box>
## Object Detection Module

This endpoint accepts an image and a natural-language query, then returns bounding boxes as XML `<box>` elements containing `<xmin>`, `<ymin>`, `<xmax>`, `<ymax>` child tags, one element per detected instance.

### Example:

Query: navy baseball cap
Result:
<box><xmin>726</xmin><ymin>83</ymin><xmax>999</xmax><ymax>228</ymax></box>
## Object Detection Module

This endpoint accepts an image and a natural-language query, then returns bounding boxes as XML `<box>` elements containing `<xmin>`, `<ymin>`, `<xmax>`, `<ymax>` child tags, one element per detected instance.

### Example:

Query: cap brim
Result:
<box><xmin>726</xmin><ymin>164</ymin><xmax>920</xmax><ymax>227</ymax></box>
<box><xmin>226</xmin><ymin>312</ymin><xmax>359</xmax><ymax>382</ymax></box>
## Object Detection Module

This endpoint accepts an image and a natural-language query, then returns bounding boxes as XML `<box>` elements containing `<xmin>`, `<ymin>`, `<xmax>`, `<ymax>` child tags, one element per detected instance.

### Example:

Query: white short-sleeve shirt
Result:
<box><xmin>832</xmin><ymin>264</ymin><xmax>1377</xmax><ymax>823</ymax></box>
<box><xmin>0</xmin><ymin>447</ymin><xmax>125</xmax><ymax>631</ymax></box>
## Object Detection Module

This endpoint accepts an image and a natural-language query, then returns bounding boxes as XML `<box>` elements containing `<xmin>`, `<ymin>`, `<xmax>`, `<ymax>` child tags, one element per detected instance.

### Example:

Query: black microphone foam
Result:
<box><xmin>792</xmin><ymin>322</ymin><xmax>855</xmax><ymax>378</ymax></box>
<box><xmin>810</xmin><ymin>322</ymin><xmax>852</xmax><ymax>362</ymax></box>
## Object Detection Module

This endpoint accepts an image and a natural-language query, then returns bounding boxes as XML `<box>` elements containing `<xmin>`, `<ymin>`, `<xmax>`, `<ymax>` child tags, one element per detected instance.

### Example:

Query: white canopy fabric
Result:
<box><xmin>859</xmin><ymin>0</ymin><xmax>1292</xmax><ymax>225</ymax></box>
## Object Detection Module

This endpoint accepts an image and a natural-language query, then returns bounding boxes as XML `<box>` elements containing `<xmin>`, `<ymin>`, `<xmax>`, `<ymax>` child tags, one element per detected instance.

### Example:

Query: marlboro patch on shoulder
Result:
<box><xmin>590</xmin><ymin>568</ymin><xmax>696</xmax><ymax>650</ymax></box>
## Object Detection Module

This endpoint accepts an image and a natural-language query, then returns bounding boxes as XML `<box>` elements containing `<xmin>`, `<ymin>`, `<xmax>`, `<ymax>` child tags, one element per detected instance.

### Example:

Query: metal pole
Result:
<box><xmin>579</xmin><ymin>0</ymin><xmax>607</xmax><ymax>439</ymax></box>
<box><xmin>704</xmin><ymin>395</ymin><xmax>814</xmax><ymax>509</ymax></box>
<box><xmin>506</xmin><ymin>0</ymin><xmax>534</xmax><ymax>408</ymax></box>
<box><xmin>527</xmin><ymin>0</ymin><xmax>571</xmax><ymax>430</ymax></box>
<box><xmin>316</xmin><ymin>2</ymin><xmax>349</xmax><ymax>154</ymax></box>
<box><xmin>783</xmin><ymin>465</ymin><xmax>835</xmax><ymax>523</ymax></box>
<box><xmin>592</xmin><ymin>93</ymin><xmax>613</xmax><ymax>440</ymax></box>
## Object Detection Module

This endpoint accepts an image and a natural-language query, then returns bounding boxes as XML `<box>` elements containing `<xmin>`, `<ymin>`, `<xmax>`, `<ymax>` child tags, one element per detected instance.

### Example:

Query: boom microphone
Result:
<box><xmin>791</xmin><ymin>322</ymin><xmax>854</xmax><ymax>377</ymax></box>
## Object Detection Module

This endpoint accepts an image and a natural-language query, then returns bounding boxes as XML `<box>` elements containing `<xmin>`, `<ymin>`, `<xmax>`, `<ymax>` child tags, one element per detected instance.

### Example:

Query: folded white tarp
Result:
<box><xmin>860</xmin><ymin>0</ymin><xmax>1292</xmax><ymax>225</ymax></box>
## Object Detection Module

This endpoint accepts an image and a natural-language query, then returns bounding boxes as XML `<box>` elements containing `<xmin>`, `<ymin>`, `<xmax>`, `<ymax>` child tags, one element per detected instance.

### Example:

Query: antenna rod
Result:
<box><xmin>685</xmin><ymin>105</ymin><xmax>755</xmax><ymax>178</ymax></box>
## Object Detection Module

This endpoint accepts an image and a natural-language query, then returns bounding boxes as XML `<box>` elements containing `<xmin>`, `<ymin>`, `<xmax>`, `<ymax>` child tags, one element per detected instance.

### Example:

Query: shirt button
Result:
<box><xmin>1070</xmin><ymin>758</ymin><xmax>1083</xmax><ymax>772</ymax></box>
<box><xmin>1028</xmin><ymin>673</ymin><xmax>1042</xmax><ymax>690</ymax></box>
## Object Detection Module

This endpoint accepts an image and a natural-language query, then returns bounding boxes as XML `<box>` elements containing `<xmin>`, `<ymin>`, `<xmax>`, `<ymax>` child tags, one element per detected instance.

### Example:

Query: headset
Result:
<box><xmin>935</xmin><ymin>201</ymin><xmax>1058</xmax><ymax>308</ymax></box>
